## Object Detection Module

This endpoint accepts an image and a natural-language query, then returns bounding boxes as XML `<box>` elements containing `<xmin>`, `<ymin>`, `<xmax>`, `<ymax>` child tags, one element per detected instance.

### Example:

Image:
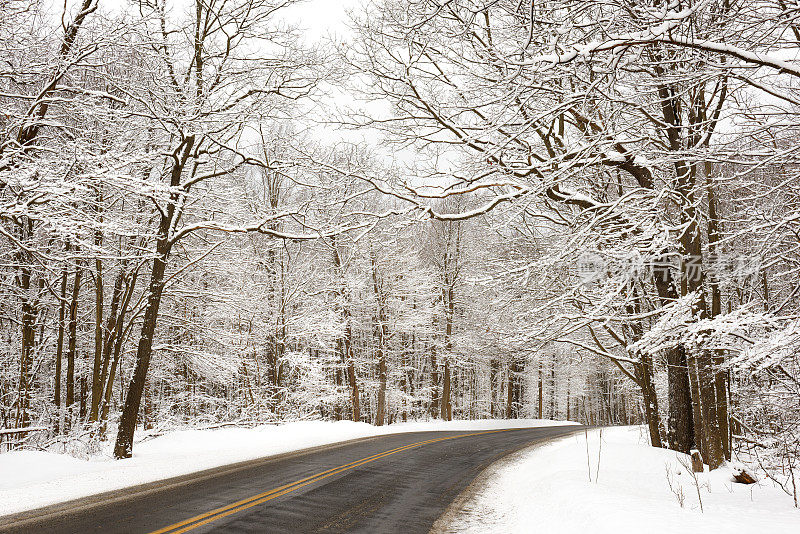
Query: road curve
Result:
<box><xmin>0</xmin><ymin>425</ymin><xmax>581</xmax><ymax>534</ymax></box>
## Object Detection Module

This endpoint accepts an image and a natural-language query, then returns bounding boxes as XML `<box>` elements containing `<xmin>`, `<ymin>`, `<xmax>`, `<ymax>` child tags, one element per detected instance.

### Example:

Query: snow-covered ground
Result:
<box><xmin>443</xmin><ymin>426</ymin><xmax>800</xmax><ymax>534</ymax></box>
<box><xmin>0</xmin><ymin>418</ymin><xmax>576</xmax><ymax>516</ymax></box>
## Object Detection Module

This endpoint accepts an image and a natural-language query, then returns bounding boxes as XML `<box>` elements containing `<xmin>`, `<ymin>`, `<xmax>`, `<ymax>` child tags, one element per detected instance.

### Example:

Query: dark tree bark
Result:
<box><xmin>65</xmin><ymin>264</ymin><xmax>83</xmax><ymax>412</ymax></box>
<box><xmin>100</xmin><ymin>265</ymin><xmax>138</xmax><ymax>430</ymax></box>
<box><xmin>114</xmin><ymin>136</ymin><xmax>194</xmax><ymax>459</ymax></box>
<box><xmin>79</xmin><ymin>376</ymin><xmax>87</xmax><ymax>420</ymax></box>
<box><xmin>489</xmin><ymin>358</ymin><xmax>499</xmax><ymax>417</ymax></box>
<box><xmin>429</xmin><ymin>343</ymin><xmax>440</xmax><ymax>418</ymax></box>
<box><xmin>704</xmin><ymin>161</ymin><xmax>731</xmax><ymax>461</ymax></box>
<box><xmin>94</xmin><ymin>267</ymin><xmax>125</xmax><ymax>420</ymax></box>
<box><xmin>113</xmin><ymin>234</ymin><xmax>170</xmax><ymax>458</ymax></box>
<box><xmin>440</xmin><ymin>283</ymin><xmax>455</xmax><ymax>421</ymax></box>
<box><xmin>549</xmin><ymin>358</ymin><xmax>556</xmax><ymax>419</ymax></box>
<box><xmin>507</xmin><ymin>359</ymin><xmax>523</xmax><ymax>419</ymax></box>
<box><xmin>538</xmin><ymin>361</ymin><xmax>544</xmax><ymax>419</ymax></box>
<box><xmin>441</xmin><ymin>360</ymin><xmax>452</xmax><ymax>420</ymax></box>
<box><xmin>54</xmin><ymin>263</ymin><xmax>68</xmax><ymax>409</ymax></box>
<box><xmin>90</xmin><ymin>185</ymin><xmax>104</xmax><ymax>423</ymax></box>
<box><xmin>652</xmin><ymin>255</ymin><xmax>693</xmax><ymax>452</ymax></box>
<box><xmin>370</xmin><ymin>251</ymin><xmax>389</xmax><ymax>426</ymax></box>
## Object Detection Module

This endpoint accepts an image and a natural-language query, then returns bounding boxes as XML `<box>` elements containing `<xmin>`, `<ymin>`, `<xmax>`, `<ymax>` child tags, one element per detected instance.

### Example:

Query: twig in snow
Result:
<box><xmin>678</xmin><ymin>455</ymin><xmax>704</xmax><ymax>513</ymax></box>
<box><xmin>585</xmin><ymin>427</ymin><xmax>592</xmax><ymax>482</ymax></box>
<box><xmin>596</xmin><ymin>428</ymin><xmax>603</xmax><ymax>483</ymax></box>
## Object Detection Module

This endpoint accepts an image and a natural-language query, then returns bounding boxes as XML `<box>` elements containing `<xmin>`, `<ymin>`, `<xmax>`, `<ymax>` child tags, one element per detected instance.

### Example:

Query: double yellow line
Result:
<box><xmin>149</xmin><ymin>429</ymin><xmax>510</xmax><ymax>534</ymax></box>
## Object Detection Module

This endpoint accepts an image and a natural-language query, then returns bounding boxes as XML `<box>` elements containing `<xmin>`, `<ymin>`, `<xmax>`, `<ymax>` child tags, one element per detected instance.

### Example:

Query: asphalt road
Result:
<box><xmin>0</xmin><ymin>425</ymin><xmax>581</xmax><ymax>534</ymax></box>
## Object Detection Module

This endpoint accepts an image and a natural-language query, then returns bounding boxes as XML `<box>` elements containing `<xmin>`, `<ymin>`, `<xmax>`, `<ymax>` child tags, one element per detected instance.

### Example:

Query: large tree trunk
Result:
<box><xmin>637</xmin><ymin>355</ymin><xmax>662</xmax><ymax>447</ymax></box>
<box><xmin>655</xmin><ymin>75</ymin><xmax>726</xmax><ymax>469</ymax></box>
<box><xmin>549</xmin><ymin>358</ymin><xmax>556</xmax><ymax>418</ymax></box>
<box><xmin>652</xmin><ymin>254</ymin><xmax>693</xmax><ymax>452</ymax></box>
<box><xmin>54</xmin><ymin>263</ymin><xmax>68</xmax><ymax>410</ymax></box>
<box><xmin>705</xmin><ymin>162</ymin><xmax>731</xmax><ymax>460</ymax></box>
<box><xmin>680</xmin><ymin>192</ymin><xmax>725</xmax><ymax>468</ymax></box>
<box><xmin>114</xmin><ymin>136</ymin><xmax>193</xmax><ymax>459</ymax></box>
<box><xmin>666</xmin><ymin>346</ymin><xmax>692</xmax><ymax>452</ymax></box>
<box><xmin>538</xmin><ymin>361</ymin><xmax>543</xmax><ymax>419</ymax></box>
<box><xmin>441</xmin><ymin>282</ymin><xmax>455</xmax><ymax>421</ymax></box>
<box><xmin>371</xmin><ymin>252</ymin><xmax>389</xmax><ymax>426</ymax></box>
<box><xmin>16</xmin><ymin>279</ymin><xmax>36</xmax><ymax>429</ymax></box>
<box><xmin>686</xmin><ymin>344</ymin><xmax>726</xmax><ymax>468</ymax></box>
<box><xmin>13</xmin><ymin>217</ymin><xmax>37</xmax><ymax>429</ymax></box>
<box><xmin>489</xmin><ymin>358</ymin><xmax>499</xmax><ymax>417</ymax></box>
<box><xmin>441</xmin><ymin>359</ymin><xmax>452</xmax><ymax>420</ymax></box>
<box><xmin>65</xmin><ymin>264</ymin><xmax>83</xmax><ymax>413</ymax></box>
<box><xmin>430</xmin><ymin>344</ymin><xmax>440</xmax><ymax>418</ymax></box>
<box><xmin>506</xmin><ymin>359</ymin><xmax>522</xmax><ymax>419</ymax></box>
<box><xmin>90</xmin><ymin>192</ymin><xmax>104</xmax><ymax>422</ymax></box>
<box><xmin>375</xmin><ymin>352</ymin><xmax>387</xmax><ymax>426</ymax></box>
<box><xmin>341</xmin><ymin>308</ymin><xmax>360</xmax><ymax>423</ymax></box>
<box><xmin>113</xmin><ymin>239</ymin><xmax>170</xmax><ymax>458</ymax></box>
<box><xmin>346</xmin><ymin>356</ymin><xmax>360</xmax><ymax>422</ymax></box>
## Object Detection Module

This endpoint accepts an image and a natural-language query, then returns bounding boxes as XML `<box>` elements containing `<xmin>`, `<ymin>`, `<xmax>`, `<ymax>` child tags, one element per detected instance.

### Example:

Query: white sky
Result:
<box><xmin>111</xmin><ymin>0</ymin><xmax>364</xmax><ymax>38</ymax></box>
<box><xmin>58</xmin><ymin>0</ymin><xmax>365</xmax><ymax>36</ymax></box>
<box><xmin>281</xmin><ymin>0</ymin><xmax>366</xmax><ymax>42</ymax></box>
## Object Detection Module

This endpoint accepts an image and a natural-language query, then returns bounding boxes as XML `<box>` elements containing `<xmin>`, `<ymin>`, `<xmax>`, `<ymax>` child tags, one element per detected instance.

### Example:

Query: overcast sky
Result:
<box><xmin>62</xmin><ymin>0</ymin><xmax>366</xmax><ymax>38</ymax></box>
<box><xmin>281</xmin><ymin>0</ymin><xmax>366</xmax><ymax>42</ymax></box>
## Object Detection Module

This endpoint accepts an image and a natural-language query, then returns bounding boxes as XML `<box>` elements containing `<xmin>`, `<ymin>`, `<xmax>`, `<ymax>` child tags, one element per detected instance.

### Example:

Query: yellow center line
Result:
<box><xmin>149</xmin><ymin>429</ymin><xmax>512</xmax><ymax>534</ymax></box>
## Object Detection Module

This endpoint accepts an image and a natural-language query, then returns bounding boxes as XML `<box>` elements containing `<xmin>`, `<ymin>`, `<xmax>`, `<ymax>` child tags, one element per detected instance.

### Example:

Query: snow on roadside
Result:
<box><xmin>0</xmin><ymin>418</ymin><xmax>577</xmax><ymax>516</ymax></box>
<box><xmin>443</xmin><ymin>426</ymin><xmax>800</xmax><ymax>534</ymax></box>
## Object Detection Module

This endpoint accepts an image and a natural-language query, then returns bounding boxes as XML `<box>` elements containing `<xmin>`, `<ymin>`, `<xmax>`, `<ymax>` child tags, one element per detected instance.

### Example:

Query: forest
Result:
<box><xmin>0</xmin><ymin>0</ymin><xmax>798</xmax><ymax>504</ymax></box>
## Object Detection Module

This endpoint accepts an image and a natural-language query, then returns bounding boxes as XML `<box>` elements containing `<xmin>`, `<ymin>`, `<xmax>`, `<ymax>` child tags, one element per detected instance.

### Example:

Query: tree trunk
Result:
<box><xmin>95</xmin><ymin>267</ymin><xmax>125</xmax><ymax>420</ymax></box>
<box><xmin>662</xmin><ymin>345</ymin><xmax>692</xmax><ymax>452</ymax></box>
<box><xmin>489</xmin><ymin>358</ymin><xmax>499</xmax><ymax>417</ymax></box>
<box><xmin>79</xmin><ymin>376</ymin><xmax>87</xmax><ymax>420</ymax></box>
<box><xmin>538</xmin><ymin>361</ymin><xmax>543</xmax><ymax>419</ymax></box>
<box><xmin>637</xmin><ymin>355</ymin><xmax>662</xmax><ymax>447</ymax></box>
<box><xmin>507</xmin><ymin>359</ymin><xmax>522</xmax><ymax>419</ymax></box>
<box><xmin>441</xmin><ymin>275</ymin><xmax>455</xmax><ymax>421</ymax></box>
<box><xmin>376</xmin><ymin>352</ymin><xmax>387</xmax><ymax>426</ymax></box>
<box><xmin>16</xmin><ymin>288</ymin><xmax>36</xmax><ymax>429</ymax></box>
<box><xmin>113</xmin><ymin>240</ymin><xmax>169</xmax><ymax>458</ymax></box>
<box><xmin>652</xmin><ymin>255</ymin><xmax>693</xmax><ymax>451</ymax></box>
<box><xmin>704</xmin><ymin>163</ymin><xmax>730</xmax><ymax>460</ymax></box>
<box><xmin>14</xmin><ymin>220</ymin><xmax>37</xmax><ymax>429</ymax></box>
<box><xmin>100</xmin><ymin>268</ymin><xmax>137</xmax><ymax>432</ymax></box>
<box><xmin>371</xmin><ymin>251</ymin><xmax>389</xmax><ymax>426</ymax></box>
<box><xmin>346</xmin><ymin>357</ymin><xmax>360</xmax><ymax>422</ymax></box>
<box><xmin>549</xmin><ymin>358</ymin><xmax>556</xmax><ymax>419</ymax></box>
<box><xmin>430</xmin><ymin>344</ymin><xmax>439</xmax><ymax>418</ymax></box>
<box><xmin>90</xmin><ymin>235</ymin><xmax>104</xmax><ymax>422</ymax></box>
<box><xmin>114</xmin><ymin>135</ymin><xmax>194</xmax><ymax>459</ymax></box>
<box><xmin>54</xmin><ymin>264</ymin><xmax>68</xmax><ymax>410</ymax></box>
<box><xmin>441</xmin><ymin>359</ymin><xmax>452</xmax><ymax>421</ymax></box>
<box><xmin>65</xmin><ymin>265</ymin><xmax>83</xmax><ymax>412</ymax></box>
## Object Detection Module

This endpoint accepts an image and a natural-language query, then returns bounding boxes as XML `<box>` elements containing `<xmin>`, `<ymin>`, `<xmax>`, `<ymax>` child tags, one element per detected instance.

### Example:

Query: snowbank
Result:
<box><xmin>443</xmin><ymin>426</ymin><xmax>800</xmax><ymax>533</ymax></box>
<box><xmin>0</xmin><ymin>418</ymin><xmax>576</xmax><ymax>516</ymax></box>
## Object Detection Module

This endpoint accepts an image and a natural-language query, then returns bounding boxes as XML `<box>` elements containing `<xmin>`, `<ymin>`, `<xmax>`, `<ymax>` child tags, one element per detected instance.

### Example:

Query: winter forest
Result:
<box><xmin>1</xmin><ymin>0</ymin><xmax>799</xmax><ymax>503</ymax></box>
